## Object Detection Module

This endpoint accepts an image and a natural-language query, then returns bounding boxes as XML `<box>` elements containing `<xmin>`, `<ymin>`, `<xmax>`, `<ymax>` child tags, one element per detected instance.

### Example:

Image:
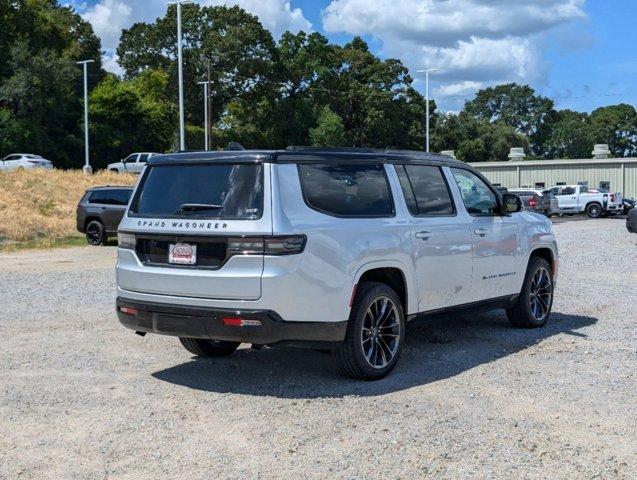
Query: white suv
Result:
<box><xmin>116</xmin><ymin>148</ymin><xmax>558</xmax><ymax>379</ymax></box>
<box><xmin>107</xmin><ymin>152</ymin><xmax>158</xmax><ymax>173</ymax></box>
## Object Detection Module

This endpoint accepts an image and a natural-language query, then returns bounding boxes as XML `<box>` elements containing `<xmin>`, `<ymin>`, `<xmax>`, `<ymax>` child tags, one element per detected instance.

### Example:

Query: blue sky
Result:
<box><xmin>72</xmin><ymin>0</ymin><xmax>636</xmax><ymax>113</ymax></box>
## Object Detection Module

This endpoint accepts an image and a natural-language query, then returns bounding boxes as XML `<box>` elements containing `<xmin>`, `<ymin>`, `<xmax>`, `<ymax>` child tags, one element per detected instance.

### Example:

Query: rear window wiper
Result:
<box><xmin>175</xmin><ymin>203</ymin><xmax>223</xmax><ymax>215</ymax></box>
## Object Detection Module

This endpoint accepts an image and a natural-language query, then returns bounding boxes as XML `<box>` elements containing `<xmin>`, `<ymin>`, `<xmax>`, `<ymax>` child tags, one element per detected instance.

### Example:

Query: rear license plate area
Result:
<box><xmin>169</xmin><ymin>243</ymin><xmax>197</xmax><ymax>265</ymax></box>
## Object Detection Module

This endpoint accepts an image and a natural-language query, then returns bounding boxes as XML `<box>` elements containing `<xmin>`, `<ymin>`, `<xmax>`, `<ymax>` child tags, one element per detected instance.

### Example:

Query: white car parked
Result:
<box><xmin>107</xmin><ymin>152</ymin><xmax>158</xmax><ymax>174</ymax></box>
<box><xmin>116</xmin><ymin>148</ymin><xmax>558</xmax><ymax>380</ymax></box>
<box><xmin>0</xmin><ymin>154</ymin><xmax>53</xmax><ymax>171</ymax></box>
<box><xmin>548</xmin><ymin>184</ymin><xmax>623</xmax><ymax>218</ymax></box>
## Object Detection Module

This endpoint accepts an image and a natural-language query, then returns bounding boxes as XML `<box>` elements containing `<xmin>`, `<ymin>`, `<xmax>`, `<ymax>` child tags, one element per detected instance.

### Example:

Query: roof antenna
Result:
<box><xmin>226</xmin><ymin>142</ymin><xmax>245</xmax><ymax>151</ymax></box>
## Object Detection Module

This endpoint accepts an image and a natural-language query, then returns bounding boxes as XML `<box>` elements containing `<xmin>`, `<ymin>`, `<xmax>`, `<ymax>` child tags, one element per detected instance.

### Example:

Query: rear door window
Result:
<box><xmin>138</xmin><ymin>154</ymin><xmax>149</xmax><ymax>163</ymax></box>
<box><xmin>298</xmin><ymin>163</ymin><xmax>394</xmax><ymax>217</ymax></box>
<box><xmin>129</xmin><ymin>163</ymin><xmax>263</xmax><ymax>219</ymax></box>
<box><xmin>395</xmin><ymin>165</ymin><xmax>454</xmax><ymax>216</ymax></box>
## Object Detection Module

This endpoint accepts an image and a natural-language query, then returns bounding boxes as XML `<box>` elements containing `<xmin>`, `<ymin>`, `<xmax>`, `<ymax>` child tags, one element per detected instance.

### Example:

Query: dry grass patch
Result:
<box><xmin>0</xmin><ymin>169</ymin><xmax>135</xmax><ymax>249</ymax></box>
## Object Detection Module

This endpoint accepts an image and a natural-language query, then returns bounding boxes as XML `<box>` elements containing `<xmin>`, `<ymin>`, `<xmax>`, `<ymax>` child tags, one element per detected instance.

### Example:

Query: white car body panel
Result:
<box><xmin>0</xmin><ymin>154</ymin><xmax>53</xmax><ymax>171</ymax></box>
<box><xmin>116</xmin><ymin>155</ymin><xmax>558</xmax><ymax>325</ymax></box>
<box><xmin>107</xmin><ymin>153</ymin><xmax>157</xmax><ymax>173</ymax></box>
<box><xmin>551</xmin><ymin>184</ymin><xmax>623</xmax><ymax>214</ymax></box>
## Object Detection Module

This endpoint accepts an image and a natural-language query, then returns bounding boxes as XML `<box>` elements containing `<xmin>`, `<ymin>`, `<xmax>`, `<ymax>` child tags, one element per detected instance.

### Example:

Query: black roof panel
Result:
<box><xmin>147</xmin><ymin>148</ymin><xmax>465</xmax><ymax>168</ymax></box>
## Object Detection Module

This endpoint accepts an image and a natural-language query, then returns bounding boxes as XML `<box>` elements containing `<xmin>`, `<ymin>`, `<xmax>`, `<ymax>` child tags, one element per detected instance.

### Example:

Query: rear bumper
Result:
<box><xmin>116</xmin><ymin>297</ymin><xmax>347</xmax><ymax>347</ymax></box>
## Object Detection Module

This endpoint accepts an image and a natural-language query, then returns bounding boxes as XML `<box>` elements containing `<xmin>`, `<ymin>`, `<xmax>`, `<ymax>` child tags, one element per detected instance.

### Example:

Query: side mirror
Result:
<box><xmin>502</xmin><ymin>193</ymin><xmax>522</xmax><ymax>214</ymax></box>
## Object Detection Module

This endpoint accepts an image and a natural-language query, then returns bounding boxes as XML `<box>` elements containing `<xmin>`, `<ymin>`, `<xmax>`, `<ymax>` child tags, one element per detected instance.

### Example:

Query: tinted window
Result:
<box><xmin>298</xmin><ymin>164</ymin><xmax>394</xmax><ymax>217</ymax></box>
<box><xmin>396</xmin><ymin>165</ymin><xmax>454</xmax><ymax>216</ymax></box>
<box><xmin>451</xmin><ymin>168</ymin><xmax>498</xmax><ymax>215</ymax></box>
<box><xmin>561</xmin><ymin>187</ymin><xmax>575</xmax><ymax>195</ymax></box>
<box><xmin>138</xmin><ymin>154</ymin><xmax>149</xmax><ymax>163</ymax></box>
<box><xmin>130</xmin><ymin>164</ymin><xmax>263</xmax><ymax>219</ymax></box>
<box><xmin>123</xmin><ymin>154</ymin><xmax>137</xmax><ymax>163</ymax></box>
<box><xmin>89</xmin><ymin>189</ymin><xmax>131</xmax><ymax>206</ymax></box>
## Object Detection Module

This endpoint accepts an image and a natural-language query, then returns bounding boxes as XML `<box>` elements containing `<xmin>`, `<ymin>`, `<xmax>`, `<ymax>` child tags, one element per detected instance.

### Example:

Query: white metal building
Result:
<box><xmin>465</xmin><ymin>145</ymin><xmax>637</xmax><ymax>199</ymax></box>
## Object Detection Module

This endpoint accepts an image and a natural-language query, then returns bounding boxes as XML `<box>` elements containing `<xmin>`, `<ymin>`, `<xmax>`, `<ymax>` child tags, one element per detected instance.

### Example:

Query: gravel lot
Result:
<box><xmin>1</xmin><ymin>217</ymin><xmax>635</xmax><ymax>479</ymax></box>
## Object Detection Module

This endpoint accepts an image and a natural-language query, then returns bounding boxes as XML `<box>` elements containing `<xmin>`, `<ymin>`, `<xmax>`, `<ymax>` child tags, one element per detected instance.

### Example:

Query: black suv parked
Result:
<box><xmin>76</xmin><ymin>186</ymin><xmax>134</xmax><ymax>245</ymax></box>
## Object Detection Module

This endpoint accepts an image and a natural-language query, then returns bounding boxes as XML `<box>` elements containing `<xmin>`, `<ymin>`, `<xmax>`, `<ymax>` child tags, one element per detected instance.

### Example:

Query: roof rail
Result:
<box><xmin>286</xmin><ymin>146</ymin><xmax>457</xmax><ymax>160</ymax></box>
<box><xmin>286</xmin><ymin>146</ymin><xmax>381</xmax><ymax>153</ymax></box>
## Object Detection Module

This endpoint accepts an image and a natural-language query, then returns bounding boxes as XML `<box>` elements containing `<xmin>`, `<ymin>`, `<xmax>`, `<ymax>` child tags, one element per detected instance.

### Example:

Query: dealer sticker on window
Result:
<box><xmin>169</xmin><ymin>243</ymin><xmax>197</xmax><ymax>265</ymax></box>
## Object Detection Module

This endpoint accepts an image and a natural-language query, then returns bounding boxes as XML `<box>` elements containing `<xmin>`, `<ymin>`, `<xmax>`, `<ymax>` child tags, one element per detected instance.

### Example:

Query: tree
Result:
<box><xmin>542</xmin><ymin>110</ymin><xmax>593</xmax><ymax>159</ymax></box>
<box><xmin>313</xmin><ymin>37</ymin><xmax>427</xmax><ymax>149</ymax></box>
<box><xmin>587</xmin><ymin>104</ymin><xmax>637</xmax><ymax>157</ymax></box>
<box><xmin>0</xmin><ymin>0</ymin><xmax>103</xmax><ymax>166</ymax></box>
<box><xmin>89</xmin><ymin>70</ymin><xmax>175</xmax><ymax>168</ymax></box>
<box><xmin>117</xmin><ymin>4</ymin><xmax>278</xmax><ymax>132</ymax></box>
<box><xmin>432</xmin><ymin>111</ymin><xmax>529</xmax><ymax>162</ymax></box>
<box><xmin>310</xmin><ymin>107</ymin><xmax>345</xmax><ymax>146</ymax></box>
<box><xmin>464</xmin><ymin>83</ymin><xmax>555</xmax><ymax>155</ymax></box>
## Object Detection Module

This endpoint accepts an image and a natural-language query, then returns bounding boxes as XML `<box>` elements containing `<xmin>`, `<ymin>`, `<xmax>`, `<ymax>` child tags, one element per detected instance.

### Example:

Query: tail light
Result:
<box><xmin>529</xmin><ymin>198</ymin><xmax>537</xmax><ymax>209</ymax></box>
<box><xmin>227</xmin><ymin>235</ymin><xmax>306</xmax><ymax>256</ymax></box>
<box><xmin>118</xmin><ymin>232</ymin><xmax>136</xmax><ymax>249</ymax></box>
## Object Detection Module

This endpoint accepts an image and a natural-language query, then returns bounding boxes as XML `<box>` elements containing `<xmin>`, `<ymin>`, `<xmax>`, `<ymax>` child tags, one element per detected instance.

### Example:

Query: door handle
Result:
<box><xmin>415</xmin><ymin>231</ymin><xmax>431</xmax><ymax>240</ymax></box>
<box><xmin>474</xmin><ymin>228</ymin><xmax>488</xmax><ymax>237</ymax></box>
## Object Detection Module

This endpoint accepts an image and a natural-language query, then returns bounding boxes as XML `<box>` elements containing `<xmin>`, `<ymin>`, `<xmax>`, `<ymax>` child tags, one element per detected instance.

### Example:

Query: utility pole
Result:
<box><xmin>76</xmin><ymin>59</ymin><xmax>94</xmax><ymax>174</ymax></box>
<box><xmin>197</xmin><ymin>81</ymin><xmax>209</xmax><ymax>150</ymax></box>
<box><xmin>417</xmin><ymin>68</ymin><xmax>438</xmax><ymax>152</ymax></box>
<box><xmin>167</xmin><ymin>0</ymin><xmax>192</xmax><ymax>151</ymax></box>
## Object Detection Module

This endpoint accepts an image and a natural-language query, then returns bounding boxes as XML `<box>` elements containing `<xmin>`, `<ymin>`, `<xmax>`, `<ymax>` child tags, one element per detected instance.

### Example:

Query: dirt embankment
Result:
<box><xmin>0</xmin><ymin>169</ymin><xmax>135</xmax><ymax>249</ymax></box>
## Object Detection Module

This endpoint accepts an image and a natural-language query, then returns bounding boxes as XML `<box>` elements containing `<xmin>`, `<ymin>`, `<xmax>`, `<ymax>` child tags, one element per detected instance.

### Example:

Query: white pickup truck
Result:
<box><xmin>549</xmin><ymin>184</ymin><xmax>623</xmax><ymax>218</ymax></box>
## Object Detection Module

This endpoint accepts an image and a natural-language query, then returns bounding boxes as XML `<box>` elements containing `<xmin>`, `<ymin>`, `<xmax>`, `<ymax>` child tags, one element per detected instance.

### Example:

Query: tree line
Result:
<box><xmin>1</xmin><ymin>1</ymin><xmax>636</xmax><ymax>169</ymax></box>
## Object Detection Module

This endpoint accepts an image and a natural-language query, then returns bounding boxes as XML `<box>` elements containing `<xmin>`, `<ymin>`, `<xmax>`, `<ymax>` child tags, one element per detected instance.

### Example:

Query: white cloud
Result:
<box><xmin>203</xmin><ymin>1</ymin><xmax>311</xmax><ymax>37</ymax></box>
<box><xmin>322</xmin><ymin>0</ymin><xmax>586</xmax><ymax>107</ymax></box>
<box><xmin>435</xmin><ymin>80</ymin><xmax>483</xmax><ymax>97</ymax></box>
<box><xmin>73</xmin><ymin>0</ymin><xmax>311</xmax><ymax>75</ymax></box>
<box><xmin>81</xmin><ymin>0</ymin><xmax>133</xmax><ymax>54</ymax></box>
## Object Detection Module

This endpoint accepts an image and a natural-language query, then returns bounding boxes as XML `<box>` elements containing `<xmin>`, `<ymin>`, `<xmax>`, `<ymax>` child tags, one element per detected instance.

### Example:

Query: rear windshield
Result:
<box><xmin>89</xmin><ymin>189</ymin><xmax>132</xmax><ymax>206</ymax></box>
<box><xmin>129</xmin><ymin>164</ymin><xmax>263</xmax><ymax>219</ymax></box>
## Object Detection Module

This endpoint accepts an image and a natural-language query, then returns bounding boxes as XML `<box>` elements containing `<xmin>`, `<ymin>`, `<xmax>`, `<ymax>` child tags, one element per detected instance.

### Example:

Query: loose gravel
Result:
<box><xmin>1</xmin><ymin>218</ymin><xmax>635</xmax><ymax>479</ymax></box>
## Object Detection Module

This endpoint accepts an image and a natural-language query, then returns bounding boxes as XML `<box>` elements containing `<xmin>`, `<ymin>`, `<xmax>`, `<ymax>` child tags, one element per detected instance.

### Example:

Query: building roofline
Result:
<box><xmin>471</xmin><ymin>157</ymin><xmax>637</xmax><ymax>168</ymax></box>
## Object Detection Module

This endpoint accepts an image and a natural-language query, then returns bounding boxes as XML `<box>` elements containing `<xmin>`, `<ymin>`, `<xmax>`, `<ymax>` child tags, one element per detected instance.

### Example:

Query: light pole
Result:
<box><xmin>197</xmin><ymin>81</ymin><xmax>209</xmax><ymax>150</ymax></box>
<box><xmin>417</xmin><ymin>68</ymin><xmax>438</xmax><ymax>152</ymax></box>
<box><xmin>77</xmin><ymin>59</ymin><xmax>94</xmax><ymax>174</ymax></box>
<box><xmin>167</xmin><ymin>0</ymin><xmax>192</xmax><ymax>151</ymax></box>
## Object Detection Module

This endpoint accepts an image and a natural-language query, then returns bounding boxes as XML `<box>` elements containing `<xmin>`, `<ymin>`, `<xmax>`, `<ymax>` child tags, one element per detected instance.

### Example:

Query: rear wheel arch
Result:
<box><xmin>356</xmin><ymin>266</ymin><xmax>408</xmax><ymax>311</ymax></box>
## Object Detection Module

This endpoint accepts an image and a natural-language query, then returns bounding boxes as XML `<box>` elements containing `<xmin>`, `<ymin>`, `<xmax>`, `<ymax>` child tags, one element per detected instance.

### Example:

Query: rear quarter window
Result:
<box><xmin>298</xmin><ymin>163</ymin><xmax>394</xmax><ymax>217</ymax></box>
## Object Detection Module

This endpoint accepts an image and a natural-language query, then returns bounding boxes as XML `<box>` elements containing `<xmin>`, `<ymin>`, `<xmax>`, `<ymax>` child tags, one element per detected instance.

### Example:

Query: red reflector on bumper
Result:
<box><xmin>119</xmin><ymin>307</ymin><xmax>138</xmax><ymax>316</ymax></box>
<box><xmin>222</xmin><ymin>317</ymin><xmax>262</xmax><ymax>327</ymax></box>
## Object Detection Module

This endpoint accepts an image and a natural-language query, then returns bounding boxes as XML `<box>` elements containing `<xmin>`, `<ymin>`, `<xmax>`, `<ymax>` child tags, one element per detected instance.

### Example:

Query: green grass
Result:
<box><xmin>0</xmin><ymin>235</ymin><xmax>88</xmax><ymax>252</ymax></box>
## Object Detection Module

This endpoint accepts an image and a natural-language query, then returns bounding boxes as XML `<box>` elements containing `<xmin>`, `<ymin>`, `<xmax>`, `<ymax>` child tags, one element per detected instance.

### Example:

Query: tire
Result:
<box><xmin>179</xmin><ymin>338</ymin><xmax>240</xmax><ymax>357</ymax></box>
<box><xmin>109</xmin><ymin>168</ymin><xmax>119</xmax><ymax>173</ymax></box>
<box><xmin>506</xmin><ymin>257</ymin><xmax>554</xmax><ymax>328</ymax></box>
<box><xmin>333</xmin><ymin>282</ymin><xmax>405</xmax><ymax>380</ymax></box>
<box><xmin>85</xmin><ymin>220</ymin><xmax>106</xmax><ymax>245</ymax></box>
<box><xmin>586</xmin><ymin>202</ymin><xmax>602</xmax><ymax>218</ymax></box>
